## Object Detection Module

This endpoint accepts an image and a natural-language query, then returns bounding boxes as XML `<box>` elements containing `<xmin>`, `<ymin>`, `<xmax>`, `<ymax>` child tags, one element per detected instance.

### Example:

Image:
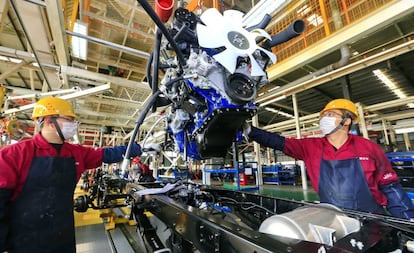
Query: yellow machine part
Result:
<box><xmin>5</xmin><ymin>119</ymin><xmax>20</xmax><ymax>135</ymax></box>
<box><xmin>0</xmin><ymin>85</ymin><xmax>5</xmax><ymax>111</ymax></box>
<box><xmin>100</xmin><ymin>207</ymin><xmax>136</xmax><ymax>230</ymax></box>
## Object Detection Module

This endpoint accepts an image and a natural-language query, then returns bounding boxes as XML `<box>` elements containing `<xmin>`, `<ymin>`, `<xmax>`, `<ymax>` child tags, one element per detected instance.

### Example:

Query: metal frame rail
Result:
<box><xmin>128</xmin><ymin>183</ymin><xmax>412</xmax><ymax>253</ymax></box>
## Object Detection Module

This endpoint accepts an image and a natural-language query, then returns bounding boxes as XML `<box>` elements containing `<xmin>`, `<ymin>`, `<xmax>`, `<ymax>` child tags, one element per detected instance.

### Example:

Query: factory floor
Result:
<box><xmin>74</xmin><ymin>181</ymin><xmax>318</xmax><ymax>253</ymax></box>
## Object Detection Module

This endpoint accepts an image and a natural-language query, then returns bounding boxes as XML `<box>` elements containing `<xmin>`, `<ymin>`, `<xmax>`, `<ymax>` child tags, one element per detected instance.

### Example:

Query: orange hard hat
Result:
<box><xmin>32</xmin><ymin>97</ymin><xmax>77</xmax><ymax>120</ymax></box>
<box><xmin>320</xmin><ymin>98</ymin><xmax>359</xmax><ymax>122</ymax></box>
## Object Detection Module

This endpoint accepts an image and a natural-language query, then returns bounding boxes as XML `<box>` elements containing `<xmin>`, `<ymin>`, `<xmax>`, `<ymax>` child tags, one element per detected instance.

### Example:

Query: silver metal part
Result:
<box><xmin>259</xmin><ymin>204</ymin><xmax>361</xmax><ymax>246</ymax></box>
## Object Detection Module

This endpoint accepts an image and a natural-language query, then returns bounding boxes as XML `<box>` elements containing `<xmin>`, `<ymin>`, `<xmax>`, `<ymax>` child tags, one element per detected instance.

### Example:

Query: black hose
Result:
<box><xmin>122</xmin><ymin>90</ymin><xmax>162</xmax><ymax>168</ymax></box>
<box><xmin>246</xmin><ymin>14</ymin><xmax>272</xmax><ymax>32</ymax></box>
<box><xmin>145</xmin><ymin>52</ymin><xmax>153</xmax><ymax>88</ymax></box>
<box><xmin>152</xmin><ymin>29</ymin><xmax>163</xmax><ymax>112</ymax></box>
<box><xmin>263</xmin><ymin>19</ymin><xmax>306</xmax><ymax>49</ymax></box>
<box><xmin>123</xmin><ymin>76</ymin><xmax>184</xmax><ymax>159</ymax></box>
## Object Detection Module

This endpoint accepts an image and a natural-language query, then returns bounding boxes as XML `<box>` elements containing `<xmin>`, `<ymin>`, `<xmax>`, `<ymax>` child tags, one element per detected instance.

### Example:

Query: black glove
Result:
<box><xmin>248</xmin><ymin>126</ymin><xmax>286</xmax><ymax>151</ymax></box>
<box><xmin>242</xmin><ymin>122</ymin><xmax>252</xmax><ymax>141</ymax></box>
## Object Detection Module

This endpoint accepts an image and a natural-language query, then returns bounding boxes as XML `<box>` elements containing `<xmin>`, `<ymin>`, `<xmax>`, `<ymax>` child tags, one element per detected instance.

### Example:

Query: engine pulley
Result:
<box><xmin>225</xmin><ymin>73</ymin><xmax>256</xmax><ymax>104</ymax></box>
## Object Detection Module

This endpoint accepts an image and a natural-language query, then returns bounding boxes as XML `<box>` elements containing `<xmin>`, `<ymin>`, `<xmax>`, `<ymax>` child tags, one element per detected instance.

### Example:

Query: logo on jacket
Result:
<box><xmin>358</xmin><ymin>156</ymin><xmax>369</xmax><ymax>161</ymax></box>
<box><xmin>383</xmin><ymin>173</ymin><xmax>393</xmax><ymax>180</ymax></box>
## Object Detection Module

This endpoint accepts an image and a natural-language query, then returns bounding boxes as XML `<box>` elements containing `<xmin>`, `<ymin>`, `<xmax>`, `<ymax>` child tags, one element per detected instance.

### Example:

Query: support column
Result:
<box><xmin>252</xmin><ymin>114</ymin><xmax>263</xmax><ymax>186</ymax></box>
<box><xmin>292</xmin><ymin>94</ymin><xmax>307</xmax><ymax>190</ymax></box>
<box><xmin>356</xmin><ymin>102</ymin><xmax>369</xmax><ymax>139</ymax></box>
<box><xmin>403</xmin><ymin>133</ymin><xmax>412</xmax><ymax>151</ymax></box>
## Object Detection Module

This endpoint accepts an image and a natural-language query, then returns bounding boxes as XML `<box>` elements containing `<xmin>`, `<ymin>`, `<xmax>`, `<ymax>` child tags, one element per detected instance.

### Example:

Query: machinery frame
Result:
<box><xmin>128</xmin><ymin>182</ymin><xmax>413</xmax><ymax>253</ymax></box>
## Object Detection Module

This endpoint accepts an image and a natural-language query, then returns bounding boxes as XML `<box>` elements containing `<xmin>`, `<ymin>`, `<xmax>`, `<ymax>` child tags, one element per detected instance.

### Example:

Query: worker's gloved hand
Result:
<box><xmin>103</xmin><ymin>143</ymin><xmax>142</xmax><ymax>163</ymax></box>
<box><xmin>381</xmin><ymin>182</ymin><xmax>414</xmax><ymax>219</ymax></box>
<box><xmin>130</xmin><ymin>143</ymin><xmax>142</xmax><ymax>157</ymax></box>
<box><xmin>142</xmin><ymin>143</ymin><xmax>161</xmax><ymax>153</ymax></box>
<box><xmin>242</xmin><ymin>122</ymin><xmax>252</xmax><ymax>140</ymax></box>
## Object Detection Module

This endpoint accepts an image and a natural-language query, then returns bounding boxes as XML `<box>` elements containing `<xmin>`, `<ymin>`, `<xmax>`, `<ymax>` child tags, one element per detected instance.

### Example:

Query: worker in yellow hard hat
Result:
<box><xmin>0</xmin><ymin>97</ymin><xmax>142</xmax><ymax>252</ymax></box>
<box><xmin>244</xmin><ymin>98</ymin><xmax>414</xmax><ymax>220</ymax></box>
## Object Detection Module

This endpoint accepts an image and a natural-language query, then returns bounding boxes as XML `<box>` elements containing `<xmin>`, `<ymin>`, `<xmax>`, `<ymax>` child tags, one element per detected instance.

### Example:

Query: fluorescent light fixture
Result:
<box><xmin>9</xmin><ymin>58</ymin><xmax>22</xmax><ymax>63</ymax></box>
<box><xmin>258</xmin><ymin>86</ymin><xmax>280</xmax><ymax>97</ymax></box>
<box><xmin>261</xmin><ymin>95</ymin><xmax>287</xmax><ymax>106</ymax></box>
<box><xmin>264</xmin><ymin>107</ymin><xmax>279</xmax><ymax>113</ymax></box>
<box><xmin>268</xmin><ymin>85</ymin><xmax>281</xmax><ymax>92</ymax></box>
<box><xmin>395</xmin><ymin>127</ymin><xmax>414</xmax><ymax>134</ymax></box>
<box><xmin>0</xmin><ymin>56</ymin><xmax>22</xmax><ymax>63</ymax></box>
<box><xmin>72</xmin><ymin>20</ymin><xmax>88</xmax><ymax>60</ymax></box>
<box><xmin>264</xmin><ymin>107</ymin><xmax>294</xmax><ymax>118</ymax></box>
<box><xmin>373</xmin><ymin>69</ymin><xmax>414</xmax><ymax>108</ymax></box>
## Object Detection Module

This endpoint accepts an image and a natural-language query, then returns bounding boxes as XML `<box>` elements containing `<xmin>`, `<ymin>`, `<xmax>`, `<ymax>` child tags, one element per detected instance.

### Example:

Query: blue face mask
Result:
<box><xmin>319</xmin><ymin>116</ymin><xmax>338</xmax><ymax>135</ymax></box>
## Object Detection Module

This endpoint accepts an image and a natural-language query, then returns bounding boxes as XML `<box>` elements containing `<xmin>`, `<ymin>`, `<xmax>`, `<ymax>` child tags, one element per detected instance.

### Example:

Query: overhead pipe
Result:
<box><xmin>260</xmin><ymin>46</ymin><xmax>350</xmax><ymax>104</ymax></box>
<box><xmin>262</xmin><ymin>45</ymin><xmax>350</xmax><ymax>101</ymax></box>
<box><xmin>155</xmin><ymin>0</ymin><xmax>174</xmax><ymax>23</ymax></box>
<box><xmin>0</xmin><ymin>46</ymin><xmax>36</xmax><ymax>62</ymax></box>
<box><xmin>260</xmin><ymin>38</ymin><xmax>414</xmax><ymax>107</ymax></box>
<box><xmin>60</xmin><ymin>66</ymin><xmax>150</xmax><ymax>90</ymax></box>
<box><xmin>22</xmin><ymin>0</ymin><xmax>46</xmax><ymax>7</ymax></box>
<box><xmin>246</xmin><ymin>14</ymin><xmax>272</xmax><ymax>32</ymax></box>
<box><xmin>264</xmin><ymin>96</ymin><xmax>414</xmax><ymax>133</ymax></box>
<box><xmin>262</xmin><ymin>19</ymin><xmax>306</xmax><ymax>49</ymax></box>
<box><xmin>0</xmin><ymin>46</ymin><xmax>150</xmax><ymax>92</ymax></box>
<box><xmin>9</xmin><ymin>0</ymin><xmax>52</xmax><ymax>91</ymax></box>
<box><xmin>3</xmin><ymin>84</ymin><xmax>111</xmax><ymax>115</ymax></box>
<box><xmin>66</xmin><ymin>31</ymin><xmax>150</xmax><ymax>59</ymax></box>
<box><xmin>7</xmin><ymin>87</ymin><xmax>79</xmax><ymax>100</ymax></box>
<box><xmin>258</xmin><ymin>0</ymin><xmax>351</xmax><ymax>106</ymax></box>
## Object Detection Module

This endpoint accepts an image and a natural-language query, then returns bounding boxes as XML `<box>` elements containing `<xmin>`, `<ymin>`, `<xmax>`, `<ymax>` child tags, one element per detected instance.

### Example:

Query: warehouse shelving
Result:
<box><xmin>386</xmin><ymin>152</ymin><xmax>414</xmax><ymax>189</ymax></box>
<box><xmin>262</xmin><ymin>163</ymin><xmax>297</xmax><ymax>185</ymax></box>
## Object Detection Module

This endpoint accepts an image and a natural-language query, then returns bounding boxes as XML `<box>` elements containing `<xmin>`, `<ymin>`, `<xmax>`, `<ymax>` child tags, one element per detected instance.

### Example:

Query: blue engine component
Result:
<box><xmin>171</xmin><ymin>79</ymin><xmax>257</xmax><ymax>159</ymax></box>
<box><xmin>129</xmin><ymin>2</ymin><xmax>305</xmax><ymax>161</ymax></box>
<box><xmin>161</xmin><ymin>8</ymin><xmax>271</xmax><ymax>160</ymax></box>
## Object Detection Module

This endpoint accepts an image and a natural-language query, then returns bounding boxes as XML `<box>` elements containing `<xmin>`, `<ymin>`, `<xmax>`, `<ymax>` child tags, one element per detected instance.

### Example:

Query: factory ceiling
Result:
<box><xmin>1</xmin><ymin>0</ymin><xmax>414</xmax><ymax>144</ymax></box>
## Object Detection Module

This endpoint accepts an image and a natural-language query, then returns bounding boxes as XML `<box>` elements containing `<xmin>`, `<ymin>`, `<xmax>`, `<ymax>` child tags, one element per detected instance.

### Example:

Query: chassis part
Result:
<box><xmin>128</xmin><ymin>182</ymin><xmax>414</xmax><ymax>253</ymax></box>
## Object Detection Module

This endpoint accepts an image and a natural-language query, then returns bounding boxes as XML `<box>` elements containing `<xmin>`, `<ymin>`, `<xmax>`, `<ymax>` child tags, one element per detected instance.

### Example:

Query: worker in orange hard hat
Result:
<box><xmin>244</xmin><ymin>98</ymin><xmax>414</xmax><ymax>220</ymax></box>
<box><xmin>0</xmin><ymin>97</ymin><xmax>142</xmax><ymax>252</ymax></box>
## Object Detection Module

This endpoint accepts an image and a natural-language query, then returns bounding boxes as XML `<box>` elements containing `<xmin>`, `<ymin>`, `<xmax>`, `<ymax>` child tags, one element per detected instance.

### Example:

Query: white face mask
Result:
<box><xmin>61</xmin><ymin>121</ymin><xmax>78</xmax><ymax>140</ymax></box>
<box><xmin>319</xmin><ymin>116</ymin><xmax>338</xmax><ymax>135</ymax></box>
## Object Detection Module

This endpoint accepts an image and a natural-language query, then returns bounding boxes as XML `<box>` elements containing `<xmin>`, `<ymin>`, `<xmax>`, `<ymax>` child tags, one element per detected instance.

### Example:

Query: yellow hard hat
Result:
<box><xmin>32</xmin><ymin>97</ymin><xmax>76</xmax><ymax>120</ymax></box>
<box><xmin>320</xmin><ymin>98</ymin><xmax>359</xmax><ymax>122</ymax></box>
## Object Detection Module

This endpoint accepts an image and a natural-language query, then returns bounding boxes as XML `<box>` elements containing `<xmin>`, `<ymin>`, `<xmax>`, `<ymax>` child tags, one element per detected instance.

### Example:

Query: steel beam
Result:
<box><xmin>266</xmin><ymin>0</ymin><xmax>414</xmax><ymax>81</ymax></box>
<box><xmin>4</xmin><ymin>83</ymin><xmax>112</xmax><ymax>115</ymax></box>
